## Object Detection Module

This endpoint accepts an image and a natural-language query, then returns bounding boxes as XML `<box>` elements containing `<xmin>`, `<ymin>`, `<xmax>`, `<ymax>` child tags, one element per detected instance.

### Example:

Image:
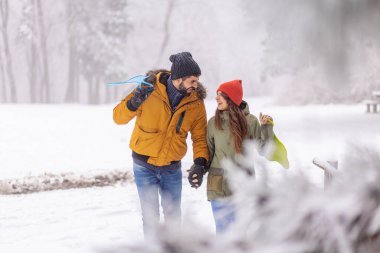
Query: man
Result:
<box><xmin>113</xmin><ymin>52</ymin><xmax>208</xmax><ymax>236</ymax></box>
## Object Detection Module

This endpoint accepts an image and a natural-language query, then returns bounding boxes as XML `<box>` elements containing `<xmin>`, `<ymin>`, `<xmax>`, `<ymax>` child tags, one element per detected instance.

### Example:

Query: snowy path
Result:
<box><xmin>1</xmin><ymin>100</ymin><xmax>379</xmax><ymax>252</ymax></box>
<box><xmin>0</xmin><ymin>182</ymin><xmax>214</xmax><ymax>252</ymax></box>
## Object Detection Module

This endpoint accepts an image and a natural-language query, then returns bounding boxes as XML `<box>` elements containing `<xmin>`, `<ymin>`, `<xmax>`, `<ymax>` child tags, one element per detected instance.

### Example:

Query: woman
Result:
<box><xmin>205</xmin><ymin>79</ymin><xmax>287</xmax><ymax>233</ymax></box>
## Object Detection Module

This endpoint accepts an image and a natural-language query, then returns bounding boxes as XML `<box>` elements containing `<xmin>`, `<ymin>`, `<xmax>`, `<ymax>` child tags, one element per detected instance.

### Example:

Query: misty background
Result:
<box><xmin>1</xmin><ymin>0</ymin><xmax>380</xmax><ymax>104</ymax></box>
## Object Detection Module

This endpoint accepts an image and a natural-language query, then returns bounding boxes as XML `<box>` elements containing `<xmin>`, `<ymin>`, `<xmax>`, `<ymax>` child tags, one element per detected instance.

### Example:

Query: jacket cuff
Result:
<box><xmin>194</xmin><ymin>157</ymin><xmax>207</xmax><ymax>166</ymax></box>
<box><xmin>126</xmin><ymin>99</ymin><xmax>138</xmax><ymax>112</ymax></box>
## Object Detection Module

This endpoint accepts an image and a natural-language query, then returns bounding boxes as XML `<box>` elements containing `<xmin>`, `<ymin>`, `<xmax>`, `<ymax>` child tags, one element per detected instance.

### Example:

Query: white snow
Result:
<box><xmin>0</xmin><ymin>98</ymin><xmax>379</xmax><ymax>252</ymax></box>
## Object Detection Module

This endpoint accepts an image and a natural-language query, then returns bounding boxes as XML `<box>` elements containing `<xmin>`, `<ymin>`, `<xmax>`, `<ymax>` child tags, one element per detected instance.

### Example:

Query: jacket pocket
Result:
<box><xmin>138</xmin><ymin>125</ymin><xmax>159</xmax><ymax>135</ymax></box>
<box><xmin>207</xmin><ymin>168</ymin><xmax>232</xmax><ymax>196</ymax></box>
<box><xmin>207</xmin><ymin>174</ymin><xmax>223</xmax><ymax>192</ymax></box>
<box><xmin>133</xmin><ymin>126</ymin><xmax>162</xmax><ymax>157</ymax></box>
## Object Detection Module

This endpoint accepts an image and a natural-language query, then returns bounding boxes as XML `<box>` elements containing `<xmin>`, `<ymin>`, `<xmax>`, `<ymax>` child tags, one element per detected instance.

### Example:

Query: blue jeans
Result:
<box><xmin>211</xmin><ymin>199</ymin><xmax>235</xmax><ymax>233</ymax></box>
<box><xmin>133</xmin><ymin>158</ymin><xmax>182</xmax><ymax>236</ymax></box>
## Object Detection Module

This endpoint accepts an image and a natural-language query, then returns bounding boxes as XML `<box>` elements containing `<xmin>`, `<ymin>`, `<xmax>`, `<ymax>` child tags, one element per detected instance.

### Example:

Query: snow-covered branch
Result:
<box><xmin>106</xmin><ymin>143</ymin><xmax>380</xmax><ymax>253</ymax></box>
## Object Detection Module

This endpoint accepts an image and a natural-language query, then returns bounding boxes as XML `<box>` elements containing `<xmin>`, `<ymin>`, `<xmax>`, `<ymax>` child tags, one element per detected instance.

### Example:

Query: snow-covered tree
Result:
<box><xmin>69</xmin><ymin>0</ymin><xmax>129</xmax><ymax>104</ymax></box>
<box><xmin>240</xmin><ymin>0</ymin><xmax>380</xmax><ymax>104</ymax></box>
<box><xmin>0</xmin><ymin>0</ymin><xmax>16</xmax><ymax>103</ymax></box>
<box><xmin>3</xmin><ymin>0</ymin><xmax>380</xmax><ymax>104</ymax></box>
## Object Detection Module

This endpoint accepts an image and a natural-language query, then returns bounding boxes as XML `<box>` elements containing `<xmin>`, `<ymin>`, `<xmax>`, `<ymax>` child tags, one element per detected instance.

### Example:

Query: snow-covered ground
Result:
<box><xmin>0</xmin><ymin>97</ymin><xmax>379</xmax><ymax>252</ymax></box>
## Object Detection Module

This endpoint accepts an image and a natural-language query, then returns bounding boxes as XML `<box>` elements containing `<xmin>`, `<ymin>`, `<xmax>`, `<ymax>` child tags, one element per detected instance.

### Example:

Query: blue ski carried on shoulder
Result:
<box><xmin>107</xmin><ymin>75</ymin><xmax>153</xmax><ymax>90</ymax></box>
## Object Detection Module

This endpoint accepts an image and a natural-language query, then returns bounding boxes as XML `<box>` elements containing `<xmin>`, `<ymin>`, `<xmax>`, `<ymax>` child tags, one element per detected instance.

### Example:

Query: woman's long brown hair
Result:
<box><xmin>215</xmin><ymin>93</ymin><xmax>247</xmax><ymax>153</ymax></box>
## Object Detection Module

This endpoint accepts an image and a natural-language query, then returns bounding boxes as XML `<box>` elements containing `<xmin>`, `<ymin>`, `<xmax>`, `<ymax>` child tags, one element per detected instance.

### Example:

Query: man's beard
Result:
<box><xmin>178</xmin><ymin>82</ymin><xmax>193</xmax><ymax>97</ymax></box>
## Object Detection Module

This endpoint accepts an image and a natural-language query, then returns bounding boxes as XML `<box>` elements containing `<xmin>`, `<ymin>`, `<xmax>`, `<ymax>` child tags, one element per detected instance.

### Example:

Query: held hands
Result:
<box><xmin>127</xmin><ymin>85</ymin><xmax>154</xmax><ymax>111</ymax></box>
<box><xmin>259</xmin><ymin>112</ymin><xmax>273</xmax><ymax>125</ymax></box>
<box><xmin>187</xmin><ymin>164</ymin><xmax>207</xmax><ymax>188</ymax></box>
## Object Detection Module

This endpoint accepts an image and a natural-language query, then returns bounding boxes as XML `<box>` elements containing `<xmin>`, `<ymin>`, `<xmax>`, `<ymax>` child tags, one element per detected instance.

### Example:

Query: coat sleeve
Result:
<box><xmin>206</xmin><ymin>119</ymin><xmax>215</xmax><ymax>168</ymax></box>
<box><xmin>249</xmin><ymin>115</ymin><xmax>289</xmax><ymax>169</ymax></box>
<box><xmin>190</xmin><ymin>101</ymin><xmax>209</xmax><ymax>162</ymax></box>
<box><xmin>249</xmin><ymin>115</ymin><xmax>273</xmax><ymax>153</ymax></box>
<box><xmin>260</xmin><ymin>124</ymin><xmax>275</xmax><ymax>144</ymax></box>
<box><xmin>113</xmin><ymin>92</ymin><xmax>139</xmax><ymax>125</ymax></box>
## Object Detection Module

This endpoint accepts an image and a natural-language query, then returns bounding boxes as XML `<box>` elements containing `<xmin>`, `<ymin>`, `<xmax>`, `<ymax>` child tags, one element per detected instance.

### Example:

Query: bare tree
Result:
<box><xmin>0</xmin><ymin>0</ymin><xmax>16</xmax><ymax>103</ymax></box>
<box><xmin>0</xmin><ymin>42</ymin><xmax>6</xmax><ymax>102</ymax></box>
<box><xmin>20</xmin><ymin>0</ymin><xmax>39</xmax><ymax>103</ymax></box>
<box><xmin>89</xmin><ymin>76</ymin><xmax>101</xmax><ymax>104</ymax></box>
<box><xmin>36</xmin><ymin>0</ymin><xmax>50</xmax><ymax>103</ymax></box>
<box><xmin>29</xmin><ymin>11</ymin><xmax>38</xmax><ymax>103</ymax></box>
<box><xmin>75</xmin><ymin>0</ymin><xmax>129</xmax><ymax>104</ymax></box>
<box><xmin>155</xmin><ymin>0</ymin><xmax>174</xmax><ymax>66</ymax></box>
<box><xmin>65</xmin><ymin>0</ymin><xmax>79</xmax><ymax>103</ymax></box>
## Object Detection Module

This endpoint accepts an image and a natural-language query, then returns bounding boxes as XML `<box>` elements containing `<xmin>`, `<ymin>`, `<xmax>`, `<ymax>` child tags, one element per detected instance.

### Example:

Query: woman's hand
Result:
<box><xmin>259</xmin><ymin>112</ymin><xmax>273</xmax><ymax>125</ymax></box>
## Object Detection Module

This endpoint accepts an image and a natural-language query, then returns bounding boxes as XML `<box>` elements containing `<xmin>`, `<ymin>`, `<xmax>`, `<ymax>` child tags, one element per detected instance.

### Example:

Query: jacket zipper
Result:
<box><xmin>176</xmin><ymin>111</ymin><xmax>186</xmax><ymax>133</ymax></box>
<box><xmin>168</xmin><ymin>98</ymin><xmax>197</xmax><ymax>127</ymax></box>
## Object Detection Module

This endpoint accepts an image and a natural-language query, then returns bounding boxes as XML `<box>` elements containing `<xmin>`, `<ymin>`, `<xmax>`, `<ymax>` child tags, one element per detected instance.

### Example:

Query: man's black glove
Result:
<box><xmin>127</xmin><ymin>86</ymin><xmax>153</xmax><ymax>111</ymax></box>
<box><xmin>187</xmin><ymin>158</ymin><xmax>207</xmax><ymax>188</ymax></box>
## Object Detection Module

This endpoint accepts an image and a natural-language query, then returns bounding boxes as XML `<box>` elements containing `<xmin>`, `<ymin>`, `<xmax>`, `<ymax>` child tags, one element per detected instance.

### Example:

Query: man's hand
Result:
<box><xmin>259</xmin><ymin>112</ymin><xmax>273</xmax><ymax>125</ymax></box>
<box><xmin>187</xmin><ymin>164</ymin><xmax>207</xmax><ymax>188</ymax></box>
<box><xmin>127</xmin><ymin>86</ymin><xmax>153</xmax><ymax>111</ymax></box>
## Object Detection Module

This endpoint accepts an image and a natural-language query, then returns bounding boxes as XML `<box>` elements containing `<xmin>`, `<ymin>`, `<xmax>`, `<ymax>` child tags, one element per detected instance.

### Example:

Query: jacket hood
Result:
<box><xmin>195</xmin><ymin>82</ymin><xmax>207</xmax><ymax>100</ymax></box>
<box><xmin>146</xmin><ymin>69</ymin><xmax>170</xmax><ymax>84</ymax></box>
<box><xmin>239</xmin><ymin>100</ymin><xmax>250</xmax><ymax>115</ymax></box>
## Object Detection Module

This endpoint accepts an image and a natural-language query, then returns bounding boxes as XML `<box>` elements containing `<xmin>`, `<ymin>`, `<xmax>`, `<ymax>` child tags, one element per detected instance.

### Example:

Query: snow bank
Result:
<box><xmin>0</xmin><ymin>170</ymin><xmax>133</xmax><ymax>194</ymax></box>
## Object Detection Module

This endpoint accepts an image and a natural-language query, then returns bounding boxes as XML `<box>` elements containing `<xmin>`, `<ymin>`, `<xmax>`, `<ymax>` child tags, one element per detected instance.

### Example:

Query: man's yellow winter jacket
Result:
<box><xmin>113</xmin><ymin>71</ymin><xmax>208</xmax><ymax>166</ymax></box>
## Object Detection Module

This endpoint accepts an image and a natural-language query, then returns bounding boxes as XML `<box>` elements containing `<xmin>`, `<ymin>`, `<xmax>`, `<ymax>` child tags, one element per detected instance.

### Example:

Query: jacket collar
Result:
<box><xmin>240</xmin><ymin>100</ymin><xmax>250</xmax><ymax>115</ymax></box>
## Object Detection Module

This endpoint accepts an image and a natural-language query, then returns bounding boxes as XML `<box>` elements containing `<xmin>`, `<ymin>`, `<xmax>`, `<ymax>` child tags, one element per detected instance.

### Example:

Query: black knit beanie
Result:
<box><xmin>169</xmin><ymin>52</ymin><xmax>201</xmax><ymax>80</ymax></box>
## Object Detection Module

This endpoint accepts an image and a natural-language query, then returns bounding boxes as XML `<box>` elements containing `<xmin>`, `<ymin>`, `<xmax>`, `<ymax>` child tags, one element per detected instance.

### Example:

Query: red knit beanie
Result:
<box><xmin>217</xmin><ymin>80</ymin><xmax>243</xmax><ymax>106</ymax></box>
